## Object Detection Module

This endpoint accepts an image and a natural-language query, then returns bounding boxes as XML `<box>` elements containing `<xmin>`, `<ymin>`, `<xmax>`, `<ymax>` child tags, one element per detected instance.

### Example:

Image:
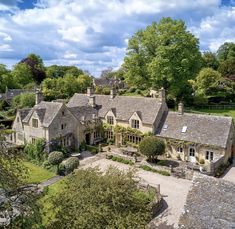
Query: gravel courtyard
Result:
<box><xmin>81</xmin><ymin>158</ymin><xmax>192</xmax><ymax>228</ymax></box>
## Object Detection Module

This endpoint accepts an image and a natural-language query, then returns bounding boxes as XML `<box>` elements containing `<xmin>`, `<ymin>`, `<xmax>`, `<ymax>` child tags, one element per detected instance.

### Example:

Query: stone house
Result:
<box><xmin>8</xmin><ymin>87</ymin><xmax>234</xmax><ymax>175</ymax></box>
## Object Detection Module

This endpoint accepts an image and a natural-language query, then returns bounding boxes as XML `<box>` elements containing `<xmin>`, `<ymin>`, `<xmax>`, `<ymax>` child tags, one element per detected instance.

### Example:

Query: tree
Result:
<box><xmin>202</xmin><ymin>52</ymin><xmax>219</xmax><ymax>70</ymax></box>
<box><xmin>63</xmin><ymin>157</ymin><xmax>79</xmax><ymax>174</ymax></box>
<box><xmin>218</xmin><ymin>59</ymin><xmax>235</xmax><ymax>78</ymax></box>
<box><xmin>46</xmin><ymin>65</ymin><xmax>83</xmax><ymax>78</ymax></box>
<box><xmin>47</xmin><ymin>167</ymin><xmax>154</xmax><ymax>229</ymax></box>
<box><xmin>123</xmin><ymin>17</ymin><xmax>202</xmax><ymax>101</ymax></box>
<box><xmin>11</xmin><ymin>63</ymin><xmax>33</xmax><ymax>88</ymax></box>
<box><xmin>216</xmin><ymin>42</ymin><xmax>235</xmax><ymax>62</ymax></box>
<box><xmin>139</xmin><ymin>136</ymin><xmax>165</xmax><ymax>161</ymax></box>
<box><xmin>192</xmin><ymin>68</ymin><xmax>222</xmax><ymax>96</ymax></box>
<box><xmin>0</xmin><ymin>129</ymin><xmax>42</xmax><ymax>228</ymax></box>
<box><xmin>11</xmin><ymin>93</ymin><xmax>35</xmax><ymax>109</ymax></box>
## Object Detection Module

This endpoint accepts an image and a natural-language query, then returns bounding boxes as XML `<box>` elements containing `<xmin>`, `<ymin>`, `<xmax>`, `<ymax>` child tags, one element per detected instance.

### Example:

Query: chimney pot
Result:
<box><xmin>110</xmin><ymin>88</ymin><xmax>116</xmax><ymax>99</ymax></box>
<box><xmin>178</xmin><ymin>102</ymin><xmax>184</xmax><ymax>115</ymax></box>
<box><xmin>87</xmin><ymin>87</ymin><xmax>93</xmax><ymax>97</ymax></box>
<box><xmin>35</xmin><ymin>89</ymin><xmax>43</xmax><ymax>105</ymax></box>
<box><xmin>89</xmin><ymin>95</ymin><xmax>96</xmax><ymax>107</ymax></box>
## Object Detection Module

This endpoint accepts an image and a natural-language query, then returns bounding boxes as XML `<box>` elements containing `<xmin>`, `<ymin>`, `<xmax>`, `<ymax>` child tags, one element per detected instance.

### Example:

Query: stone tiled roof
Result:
<box><xmin>93</xmin><ymin>77</ymin><xmax>121</xmax><ymax>87</ymax></box>
<box><xmin>6</xmin><ymin>89</ymin><xmax>35</xmax><ymax>100</ymax></box>
<box><xmin>18</xmin><ymin>108</ymin><xmax>31</xmax><ymax>120</ymax></box>
<box><xmin>67</xmin><ymin>94</ymin><xmax>163</xmax><ymax>125</ymax></box>
<box><xmin>179</xmin><ymin>175</ymin><xmax>235</xmax><ymax>229</ymax></box>
<box><xmin>22</xmin><ymin>101</ymin><xmax>63</xmax><ymax>127</ymax></box>
<box><xmin>68</xmin><ymin>106</ymin><xmax>98</xmax><ymax>121</ymax></box>
<box><xmin>157</xmin><ymin>111</ymin><xmax>233</xmax><ymax>148</ymax></box>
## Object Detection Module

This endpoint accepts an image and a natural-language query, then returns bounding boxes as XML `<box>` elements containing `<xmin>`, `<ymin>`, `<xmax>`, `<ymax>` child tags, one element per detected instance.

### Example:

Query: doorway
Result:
<box><xmin>188</xmin><ymin>147</ymin><xmax>196</xmax><ymax>163</ymax></box>
<box><xmin>85</xmin><ymin>133</ymin><xmax>91</xmax><ymax>145</ymax></box>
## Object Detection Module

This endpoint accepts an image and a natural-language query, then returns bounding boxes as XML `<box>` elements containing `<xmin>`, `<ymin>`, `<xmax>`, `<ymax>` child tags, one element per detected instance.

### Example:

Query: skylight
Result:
<box><xmin>181</xmin><ymin>126</ymin><xmax>187</xmax><ymax>133</ymax></box>
<box><xmin>163</xmin><ymin>124</ymin><xmax>168</xmax><ymax>129</ymax></box>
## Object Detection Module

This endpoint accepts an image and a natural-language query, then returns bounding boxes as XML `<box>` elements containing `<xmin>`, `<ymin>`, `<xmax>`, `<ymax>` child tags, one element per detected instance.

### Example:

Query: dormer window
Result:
<box><xmin>131</xmin><ymin>119</ymin><xmax>139</xmax><ymax>129</ymax></box>
<box><xmin>17</xmin><ymin>117</ymin><xmax>20</xmax><ymax>123</ymax></box>
<box><xmin>181</xmin><ymin>126</ymin><xmax>187</xmax><ymax>133</ymax></box>
<box><xmin>163</xmin><ymin>124</ymin><xmax>168</xmax><ymax>130</ymax></box>
<box><xmin>32</xmin><ymin>119</ymin><xmax>38</xmax><ymax>128</ymax></box>
<box><xmin>62</xmin><ymin>111</ymin><xmax>65</xmax><ymax>116</ymax></box>
<box><xmin>107</xmin><ymin>116</ymin><xmax>114</xmax><ymax>125</ymax></box>
<box><xmin>61</xmin><ymin>123</ymin><xmax>67</xmax><ymax>130</ymax></box>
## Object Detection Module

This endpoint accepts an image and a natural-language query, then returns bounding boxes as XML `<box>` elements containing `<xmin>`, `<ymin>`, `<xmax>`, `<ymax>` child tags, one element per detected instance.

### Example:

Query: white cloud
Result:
<box><xmin>0</xmin><ymin>0</ymin><xmax>234</xmax><ymax>76</ymax></box>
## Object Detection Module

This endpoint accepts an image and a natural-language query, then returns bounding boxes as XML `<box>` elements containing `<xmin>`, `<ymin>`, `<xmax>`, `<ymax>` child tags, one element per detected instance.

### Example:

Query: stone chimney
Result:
<box><xmin>110</xmin><ymin>88</ymin><xmax>116</xmax><ymax>99</ymax></box>
<box><xmin>35</xmin><ymin>88</ymin><xmax>43</xmax><ymax>105</ymax></box>
<box><xmin>87</xmin><ymin>87</ymin><xmax>93</xmax><ymax>97</ymax></box>
<box><xmin>178</xmin><ymin>102</ymin><xmax>184</xmax><ymax>115</ymax></box>
<box><xmin>158</xmin><ymin>87</ymin><xmax>165</xmax><ymax>103</ymax></box>
<box><xmin>88</xmin><ymin>95</ymin><xmax>96</xmax><ymax>107</ymax></box>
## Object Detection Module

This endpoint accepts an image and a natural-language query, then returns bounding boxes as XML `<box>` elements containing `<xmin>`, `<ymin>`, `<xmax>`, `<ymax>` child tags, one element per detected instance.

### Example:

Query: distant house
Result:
<box><xmin>93</xmin><ymin>77</ymin><xmax>126</xmax><ymax>90</ymax></box>
<box><xmin>0</xmin><ymin>87</ymin><xmax>35</xmax><ymax>103</ymax></box>
<box><xmin>8</xmin><ymin>87</ymin><xmax>234</xmax><ymax>175</ymax></box>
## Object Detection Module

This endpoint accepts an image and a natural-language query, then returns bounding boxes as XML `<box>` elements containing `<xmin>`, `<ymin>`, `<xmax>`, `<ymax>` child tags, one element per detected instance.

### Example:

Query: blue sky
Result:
<box><xmin>0</xmin><ymin>0</ymin><xmax>235</xmax><ymax>76</ymax></box>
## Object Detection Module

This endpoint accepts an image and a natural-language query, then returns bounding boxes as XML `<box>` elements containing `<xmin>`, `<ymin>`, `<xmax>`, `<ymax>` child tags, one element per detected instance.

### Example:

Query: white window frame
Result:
<box><xmin>205</xmin><ymin>151</ymin><xmax>214</xmax><ymax>161</ymax></box>
<box><xmin>189</xmin><ymin>147</ymin><xmax>195</xmax><ymax>157</ymax></box>
<box><xmin>32</xmin><ymin>118</ymin><xmax>38</xmax><ymax>128</ymax></box>
<box><xmin>177</xmin><ymin>147</ymin><xmax>183</xmax><ymax>153</ymax></box>
<box><xmin>131</xmin><ymin>119</ymin><xmax>139</xmax><ymax>129</ymax></box>
<box><xmin>107</xmin><ymin>116</ymin><xmax>114</xmax><ymax>125</ymax></box>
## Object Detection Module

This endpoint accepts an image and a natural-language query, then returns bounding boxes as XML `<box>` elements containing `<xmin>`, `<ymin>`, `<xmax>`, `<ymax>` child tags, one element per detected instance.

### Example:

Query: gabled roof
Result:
<box><xmin>22</xmin><ymin>101</ymin><xmax>63</xmax><ymax>127</ymax></box>
<box><xmin>67</xmin><ymin>94</ymin><xmax>163</xmax><ymax>125</ymax></box>
<box><xmin>157</xmin><ymin>111</ymin><xmax>233</xmax><ymax>148</ymax></box>
<box><xmin>18</xmin><ymin>108</ymin><xmax>31</xmax><ymax>120</ymax></box>
<box><xmin>68</xmin><ymin>106</ymin><xmax>97</xmax><ymax>121</ymax></box>
<box><xmin>179</xmin><ymin>175</ymin><xmax>235</xmax><ymax>229</ymax></box>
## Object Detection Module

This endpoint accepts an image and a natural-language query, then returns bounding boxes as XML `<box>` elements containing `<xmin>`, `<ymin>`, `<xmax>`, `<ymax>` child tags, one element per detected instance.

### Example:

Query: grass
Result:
<box><xmin>108</xmin><ymin>155</ymin><xmax>134</xmax><ymax>165</ymax></box>
<box><xmin>187</xmin><ymin>108</ymin><xmax>235</xmax><ymax>121</ymax></box>
<box><xmin>23</xmin><ymin>161</ymin><xmax>55</xmax><ymax>184</ymax></box>
<box><xmin>140</xmin><ymin>165</ymin><xmax>170</xmax><ymax>176</ymax></box>
<box><xmin>39</xmin><ymin>178</ymin><xmax>66</xmax><ymax>226</ymax></box>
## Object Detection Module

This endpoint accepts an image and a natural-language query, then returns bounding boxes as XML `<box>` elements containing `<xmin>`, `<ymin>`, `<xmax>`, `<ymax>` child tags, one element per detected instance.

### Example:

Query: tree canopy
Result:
<box><xmin>139</xmin><ymin>136</ymin><xmax>165</xmax><ymax>161</ymax></box>
<box><xmin>123</xmin><ymin>17</ymin><xmax>202</xmax><ymax>101</ymax></box>
<box><xmin>47</xmin><ymin>167</ymin><xmax>154</xmax><ymax>229</ymax></box>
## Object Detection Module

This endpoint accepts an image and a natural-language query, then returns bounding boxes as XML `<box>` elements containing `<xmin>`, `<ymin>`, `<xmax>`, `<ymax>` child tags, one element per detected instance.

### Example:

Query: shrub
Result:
<box><xmin>48</xmin><ymin>151</ymin><xmax>64</xmax><ymax>165</ymax></box>
<box><xmin>24</xmin><ymin>138</ymin><xmax>47</xmax><ymax>164</ymax></box>
<box><xmin>86</xmin><ymin>145</ymin><xmax>98</xmax><ymax>154</ymax></box>
<box><xmin>109</xmin><ymin>156</ymin><xmax>134</xmax><ymax>165</ymax></box>
<box><xmin>128</xmin><ymin>86</ymin><xmax>136</xmax><ymax>93</ymax></box>
<box><xmin>140</xmin><ymin>165</ymin><xmax>170</xmax><ymax>176</ymax></box>
<box><xmin>139</xmin><ymin>136</ymin><xmax>165</xmax><ymax>162</ymax></box>
<box><xmin>199</xmin><ymin>159</ymin><xmax>205</xmax><ymax>164</ymax></box>
<box><xmin>64</xmin><ymin>157</ymin><xmax>79</xmax><ymax>174</ymax></box>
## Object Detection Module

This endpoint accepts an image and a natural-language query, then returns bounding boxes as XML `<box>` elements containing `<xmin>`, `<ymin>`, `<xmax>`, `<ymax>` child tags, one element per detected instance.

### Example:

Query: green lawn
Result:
<box><xmin>39</xmin><ymin>178</ymin><xmax>66</xmax><ymax>225</ymax></box>
<box><xmin>187</xmin><ymin>108</ymin><xmax>235</xmax><ymax>121</ymax></box>
<box><xmin>23</xmin><ymin>161</ymin><xmax>55</xmax><ymax>184</ymax></box>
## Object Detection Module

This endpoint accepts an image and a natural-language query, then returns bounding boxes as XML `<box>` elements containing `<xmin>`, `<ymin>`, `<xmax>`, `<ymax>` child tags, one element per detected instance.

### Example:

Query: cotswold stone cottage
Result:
<box><xmin>9</xmin><ymin>87</ymin><xmax>234</xmax><ymax>174</ymax></box>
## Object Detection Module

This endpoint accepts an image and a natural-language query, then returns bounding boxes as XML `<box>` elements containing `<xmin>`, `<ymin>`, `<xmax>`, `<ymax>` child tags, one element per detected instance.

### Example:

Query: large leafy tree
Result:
<box><xmin>20</xmin><ymin>53</ymin><xmax>46</xmax><ymax>85</ymax></box>
<box><xmin>46</xmin><ymin>65</ymin><xmax>83</xmax><ymax>78</ymax></box>
<box><xmin>202</xmin><ymin>52</ymin><xmax>219</xmax><ymax>70</ymax></box>
<box><xmin>216</xmin><ymin>42</ymin><xmax>235</xmax><ymax>62</ymax></box>
<box><xmin>123</xmin><ymin>17</ymin><xmax>202</xmax><ymax>101</ymax></box>
<box><xmin>11</xmin><ymin>93</ymin><xmax>35</xmax><ymax>109</ymax></box>
<box><xmin>191</xmin><ymin>67</ymin><xmax>234</xmax><ymax>99</ymax></box>
<box><xmin>47</xmin><ymin>167</ymin><xmax>154</xmax><ymax>229</ymax></box>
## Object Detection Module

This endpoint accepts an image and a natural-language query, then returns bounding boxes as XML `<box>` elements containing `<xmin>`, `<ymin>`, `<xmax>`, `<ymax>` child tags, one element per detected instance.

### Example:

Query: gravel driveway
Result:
<box><xmin>81</xmin><ymin>158</ymin><xmax>192</xmax><ymax>228</ymax></box>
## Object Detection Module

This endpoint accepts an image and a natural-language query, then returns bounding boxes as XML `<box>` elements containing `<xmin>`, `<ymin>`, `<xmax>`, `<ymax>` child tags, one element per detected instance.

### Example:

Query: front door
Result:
<box><xmin>189</xmin><ymin>147</ymin><xmax>196</xmax><ymax>163</ymax></box>
<box><xmin>85</xmin><ymin>133</ymin><xmax>90</xmax><ymax>145</ymax></box>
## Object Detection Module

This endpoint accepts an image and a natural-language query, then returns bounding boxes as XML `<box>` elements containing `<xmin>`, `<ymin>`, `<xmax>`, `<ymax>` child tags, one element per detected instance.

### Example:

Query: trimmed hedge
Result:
<box><xmin>64</xmin><ymin>157</ymin><xmax>79</xmax><ymax>174</ymax></box>
<box><xmin>48</xmin><ymin>151</ymin><xmax>64</xmax><ymax>165</ymax></box>
<box><xmin>140</xmin><ymin>165</ymin><xmax>170</xmax><ymax>176</ymax></box>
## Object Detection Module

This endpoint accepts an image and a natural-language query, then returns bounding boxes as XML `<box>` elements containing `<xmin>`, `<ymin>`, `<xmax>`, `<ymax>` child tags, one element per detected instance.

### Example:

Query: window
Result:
<box><xmin>177</xmin><ymin>147</ymin><xmax>183</xmax><ymax>153</ymax></box>
<box><xmin>107</xmin><ymin>116</ymin><xmax>114</xmax><ymax>125</ymax></box>
<box><xmin>106</xmin><ymin>130</ymin><xmax>114</xmax><ymax>139</ymax></box>
<box><xmin>18</xmin><ymin>133</ymin><xmax>24</xmax><ymax>141</ymax></box>
<box><xmin>62</xmin><ymin>111</ymin><xmax>65</xmax><ymax>116</ymax></box>
<box><xmin>127</xmin><ymin>135</ymin><xmax>142</xmax><ymax>144</ymax></box>
<box><xmin>17</xmin><ymin>117</ymin><xmax>19</xmax><ymax>123</ymax></box>
<box><xmin>206</xmin><ymin>151</ymin><xmax>214</xmax><ymax>161</ymax></box>
<box><xmin>61</xmin><ymin>124</ymin><xmax>67</xmax><ymax>130</ymax></box>
<box><xmin>181</xmin><ymin>126</ymin><xmax>187</xmax><ymax>133</ymax></box>
<box><xmin>32</xmin><ymin>119</ymin><xmax>38</xmax><ymax>128</ymax></box>
<box><xmin>189</xmin><ymin>147</ymin><xmax>195</xmax><ymax>156</ymax></box>
<box><xmin>32</xmin><ymin>138</ymin><xmax>36</xmax><ymax>144</ymax></box>
<box><xmin>163</xmin><ymin>124</ymin><xmax>168</xmax><ymax>130</ymax></box>
<box><xmin>131</xmin><ymin>119</ymin><xmax>139</xmax><ymax>129</ymax></box>
<box><xmin>94</xmin><ymin>131</ymin><xmax>100</xmax><ymax>139</ymax></box>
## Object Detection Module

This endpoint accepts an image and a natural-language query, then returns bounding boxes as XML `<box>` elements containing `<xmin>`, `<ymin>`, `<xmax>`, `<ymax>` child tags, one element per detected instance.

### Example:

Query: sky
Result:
<box><xmin>0</xmin><ymin>0</ymin><xmax>235</xmax><ymax>76</ymax></box>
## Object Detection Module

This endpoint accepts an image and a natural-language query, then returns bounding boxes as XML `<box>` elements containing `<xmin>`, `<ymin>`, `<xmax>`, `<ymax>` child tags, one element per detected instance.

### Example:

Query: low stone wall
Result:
<box><xmin>140</xmin><ymin>161</ymin><xmax>171</xmax><ymax>173</ymax></box>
